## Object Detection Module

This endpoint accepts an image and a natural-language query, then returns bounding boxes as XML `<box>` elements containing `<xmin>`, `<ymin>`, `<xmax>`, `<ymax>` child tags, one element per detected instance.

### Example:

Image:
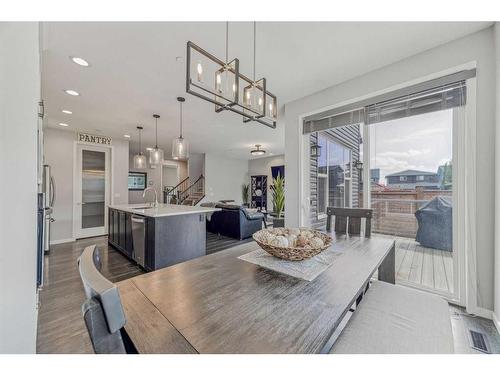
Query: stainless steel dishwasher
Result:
<box><xmin>131</xmin><ymin>215</ymin><xmax>146</xmax><ymax>267</ymax></box>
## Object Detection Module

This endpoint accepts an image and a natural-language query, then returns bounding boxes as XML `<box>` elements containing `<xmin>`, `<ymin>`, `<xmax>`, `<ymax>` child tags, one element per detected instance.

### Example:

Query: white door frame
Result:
<box><xmin>73</xmin><ymin>142</ymin><xmax>112</xmax><ymax>239</ymax></box>
<box><xmin>298</xmin><ymin>62</ymin><xmax>478</xmax><ymax>313</ymax></box>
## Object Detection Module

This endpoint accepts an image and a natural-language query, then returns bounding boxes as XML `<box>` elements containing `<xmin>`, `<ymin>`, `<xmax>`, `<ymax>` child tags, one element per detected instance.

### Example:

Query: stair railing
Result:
<box><xmin>164</xmin><ymin>176</ymin><xmax>190</xmax><ymax>204</ymax></box>
<box><xmin>179</xmin><ymin>174</ymin><xmax>205</xmax><ymax>205</ymax></box>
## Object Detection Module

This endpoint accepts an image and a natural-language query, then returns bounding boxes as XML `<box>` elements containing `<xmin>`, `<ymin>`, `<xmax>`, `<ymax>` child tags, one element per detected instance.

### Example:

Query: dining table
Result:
<box><xmin>117</xmin><ymin>234</ymin><xmax>396</xmax><ymax>354</ymax></box>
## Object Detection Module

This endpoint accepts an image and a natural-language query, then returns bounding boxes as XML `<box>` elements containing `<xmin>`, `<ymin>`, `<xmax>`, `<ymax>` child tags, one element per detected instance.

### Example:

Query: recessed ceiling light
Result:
<box><xmin>64</xmin><ymin>89</ymin><xmax>79</xmax><ymax>96</ymax></box>
<box><xmin>176</xmin><ymin>56</ymin><xmax>184</xmax><ymax>63</ymax></box>
<box><xmin>58</xmin><ymin>122</ymin><xmax>69</xmax><ymax>127</ymax></box>
<box><xmin>71</xmin><ymin>56</ymin><xmax>90</xmax><ymax>67</ymax></box>
<box><xmin>123</xmin><ymin>134</ymin><xmax>131</xmax><ymax>138</ymax></box>
<box><xmin>146</xmin><ymin>147</ymin><xmax>153</xmax><ymax>151</ymax></box>
<box><xmin>61</xmin><ymin>109</ymin><xmax>72</xmax><ymax>114</ymax></box>
<box><xmin>270</xmin><ymin>153</ymin><xmax>274</xmax><ymax>156</ymax></box>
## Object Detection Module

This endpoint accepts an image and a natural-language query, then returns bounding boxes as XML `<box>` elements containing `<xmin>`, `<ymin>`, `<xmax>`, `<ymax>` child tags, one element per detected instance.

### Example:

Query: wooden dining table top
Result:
<box><xmin>117</xmin><ymin>234</ymin><xmax>396</xmax><ymax>354</ymax></box>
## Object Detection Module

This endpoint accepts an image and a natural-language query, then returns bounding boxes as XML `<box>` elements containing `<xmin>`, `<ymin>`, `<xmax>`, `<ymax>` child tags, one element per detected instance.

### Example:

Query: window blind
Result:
<box><xmin>303</xmin><ymin>68</ymin><xmax>475</xmax><ymax>134</ymax></box>
<box><xmin>304</xmin><ymin>108</ymin><xmax>365</xmax><ymax>134</ymax></box>
<box><xmin>365</xmin><ymin>81</ymin><xmax>466</xmax><ymax>125</ymax></box>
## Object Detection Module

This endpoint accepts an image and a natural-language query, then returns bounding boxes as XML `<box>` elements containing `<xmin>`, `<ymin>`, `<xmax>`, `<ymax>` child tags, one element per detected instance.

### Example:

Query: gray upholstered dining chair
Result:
<box><xmin>326</xmin><ymin>207</ymin><xmax>373</xmax><ymax>237</ymax></box>
<box><xmin>77</xmin><ymin>244</ymin><xmax>136</xmax><ymax>354</ymax></box>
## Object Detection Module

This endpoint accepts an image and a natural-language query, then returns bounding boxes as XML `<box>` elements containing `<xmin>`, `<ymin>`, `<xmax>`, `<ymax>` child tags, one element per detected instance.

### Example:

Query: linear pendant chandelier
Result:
<box><xmin>186</xmin><ymin>22</ymin><xmax>277</xmax><ymax>129</ymax></box>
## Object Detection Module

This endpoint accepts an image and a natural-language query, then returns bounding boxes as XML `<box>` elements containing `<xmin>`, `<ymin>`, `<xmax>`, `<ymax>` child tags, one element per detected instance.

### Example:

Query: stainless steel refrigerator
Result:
<box><xmin>42</xmin><ymin>164</ymin><xmax>55</xmax><ymax>253</ymax></box>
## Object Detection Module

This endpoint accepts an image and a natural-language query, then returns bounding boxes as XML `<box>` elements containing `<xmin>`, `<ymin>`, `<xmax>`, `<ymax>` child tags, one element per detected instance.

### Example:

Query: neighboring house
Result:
<box><xmin>385</xmin><ymin>169</ymin><xmax>439</xmax><ymax>189</ymax></box>
<box><xmin>310</xmin><ymin>124</ymin><xmax>361</xmax><ymax>229</ymax></box>
<box><xmin>370</xmin><ymin>168</ymin><xmax>380</xmax><ymax>184</ymax></box>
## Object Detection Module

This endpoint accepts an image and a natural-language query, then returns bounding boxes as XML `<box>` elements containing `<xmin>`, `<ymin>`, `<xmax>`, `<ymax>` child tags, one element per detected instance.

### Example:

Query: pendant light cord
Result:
<box><xmin>225</xmin><ymin>22</ymin><xmax>229</xmax><ymax>63</ymax></box>
<box><xmin>253</xmin><ymin>21</ymin><xmax>256</xmax><ymax>81</ymax></box>
<box><xmin>180</xmin><ymin>101</ymin><xmax>183</xmax><ymax>139</ymax></box>
<box><xmin>138</xmin><ymin>127</ymin><xmax>142</xmax><ymax>154</ymax></box>
<box><xmin>155</xmin><ymin>117</ymin><xmax>158</xmax><ymax>148</ymax></box>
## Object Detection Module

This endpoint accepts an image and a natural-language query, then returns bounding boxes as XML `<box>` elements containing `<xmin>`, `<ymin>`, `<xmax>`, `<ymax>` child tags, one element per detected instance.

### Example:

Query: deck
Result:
<box><xmin>374</xmin><ymin>234</ymin><xmax>454</xmax><ymax>295</ymax></box>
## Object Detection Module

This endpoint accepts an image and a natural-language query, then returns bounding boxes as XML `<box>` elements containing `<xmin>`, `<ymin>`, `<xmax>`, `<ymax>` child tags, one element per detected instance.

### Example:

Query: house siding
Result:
<box><xmin>310</xmin><ymin>124</ymin><xmax>361</xmax><ymax>230</ymax></box>
<box><xmin>386</xmin><ymin>173</ymin><xmax>440</xmax><ymax>190</ymax></box>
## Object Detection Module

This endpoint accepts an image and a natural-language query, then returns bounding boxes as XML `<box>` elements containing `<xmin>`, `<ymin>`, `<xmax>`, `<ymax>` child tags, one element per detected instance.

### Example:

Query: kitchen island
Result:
<box><xmin>108</xmin><ymin>203</ymin><xmax>220</xmax><ymax>271</ymax></box>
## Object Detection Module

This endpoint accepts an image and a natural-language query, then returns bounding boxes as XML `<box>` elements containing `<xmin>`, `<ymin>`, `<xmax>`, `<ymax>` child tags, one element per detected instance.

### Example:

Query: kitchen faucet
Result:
<box><xmin>142</xmin><ymin>187</ymin><xmax>159</xmax><ymax>208</ymax></box>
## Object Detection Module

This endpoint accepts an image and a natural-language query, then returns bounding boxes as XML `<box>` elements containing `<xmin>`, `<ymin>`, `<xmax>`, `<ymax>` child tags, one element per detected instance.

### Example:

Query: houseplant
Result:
<box><xmin>242</xmin><ymin>183</ymin><xmax>250</xmax><ymax>207</ymax></box>
<box><xmin>271</xmin><ymin>173</ymin><xmax>285</xmax><ymax>227</ymax></box>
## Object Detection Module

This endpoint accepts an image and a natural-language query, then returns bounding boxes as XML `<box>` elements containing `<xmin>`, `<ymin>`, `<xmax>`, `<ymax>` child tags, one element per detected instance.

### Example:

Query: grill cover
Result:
<box><xmin>415</xmin><ymin>196</ymin><xmax>452</xmax><ymax>251</ymax></box>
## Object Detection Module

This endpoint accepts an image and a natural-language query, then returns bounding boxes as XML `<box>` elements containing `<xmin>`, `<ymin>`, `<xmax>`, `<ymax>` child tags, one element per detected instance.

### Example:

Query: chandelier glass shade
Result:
<box><xmin>149</xmin><ymin>114</ymin><xmax>164</xmax><ymax>166</ymax></box>
<box><xmin>172</xmin><ymin>97</ymin><xmax>189</xmax><ymax>160</ymax></box>
<box><xmin>133</xmin><ymin>126</ymin><xmax>147</xmax><ymax>169</ymax></box>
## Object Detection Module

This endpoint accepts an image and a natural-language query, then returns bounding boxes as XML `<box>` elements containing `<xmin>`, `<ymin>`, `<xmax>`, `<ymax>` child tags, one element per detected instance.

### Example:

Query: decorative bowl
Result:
<box><xmin>252</xmin><ymin>228</ymin><xmax>332</xmax><ymax>261</ymax></box>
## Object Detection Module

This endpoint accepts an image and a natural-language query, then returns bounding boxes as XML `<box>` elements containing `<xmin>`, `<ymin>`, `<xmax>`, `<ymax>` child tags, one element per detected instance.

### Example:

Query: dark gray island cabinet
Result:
<box><xmin>108</xmin><ymin>204</ymin><xmax>220</xmax><ymax>271</ymax></box>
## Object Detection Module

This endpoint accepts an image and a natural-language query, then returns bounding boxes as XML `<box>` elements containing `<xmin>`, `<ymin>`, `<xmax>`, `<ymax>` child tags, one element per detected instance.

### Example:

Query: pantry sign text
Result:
<box><xmin>78</xmin><ymin>133</ymin><xmax>112</xmax><ymax>145</ymax></box>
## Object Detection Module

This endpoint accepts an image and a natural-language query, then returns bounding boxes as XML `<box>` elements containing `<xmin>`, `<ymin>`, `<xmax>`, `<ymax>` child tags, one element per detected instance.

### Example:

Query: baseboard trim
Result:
<box><xmin>492</xmin><ymin>312</ymin><xmax>500</xmax><ymax>335</ymax></box>
<box><xmin>50</xmin><ymin>238</ymin><xmax>75</xmax><ymax>245</ymax></box>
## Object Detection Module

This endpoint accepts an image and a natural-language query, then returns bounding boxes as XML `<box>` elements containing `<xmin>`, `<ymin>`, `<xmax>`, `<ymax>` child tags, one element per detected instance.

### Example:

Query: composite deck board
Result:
<box><xmin>442</xmin><ymin>251</ymin><xmax>454</xmax><ymax>293</ymax></box>
<box><xmin>376</xmin><ymin>234</ymin><xmax>453</xmax><ymax>295</ymax></box>
<box><xmin>433</xmin><ymin>249</ymin><xmax>449</xmax><ymax>292</ymax></box>
<box><xmin>408</xmin><ymin>244</ymin><xmax>424</xmax><ymax>284</ymax></box>
<box><xmin>396</xmin><ymin>239</ymin><xmax>414</xmax><ymax>281</ymax></box>
<box><xmin>421</xmin><ymin>247</ymin><xmax>435</xmax><ymax>289</ymax></box>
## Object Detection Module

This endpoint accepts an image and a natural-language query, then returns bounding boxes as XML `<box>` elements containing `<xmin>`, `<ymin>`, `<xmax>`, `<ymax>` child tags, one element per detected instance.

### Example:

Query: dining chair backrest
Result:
<box><xmin>326</xmin><ymin>207</ymin><xmax>373</xmax><ymax>237</ymax></box>
<box><xmin>77</xmin><ymin>244</ymin><xmax>129</xmax><ymax>354</ymax></box>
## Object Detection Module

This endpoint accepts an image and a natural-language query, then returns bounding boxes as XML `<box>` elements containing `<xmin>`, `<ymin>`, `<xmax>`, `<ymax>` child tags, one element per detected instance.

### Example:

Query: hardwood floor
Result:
<box><xmin>36</xmin><ymin>233</ymin><xmax>249</xmax><ymax>353</ymax></box>
<box><xmin>206</xmin><ymin>232</ymin><xmax>252</xmax><ymax>254</ymax></box>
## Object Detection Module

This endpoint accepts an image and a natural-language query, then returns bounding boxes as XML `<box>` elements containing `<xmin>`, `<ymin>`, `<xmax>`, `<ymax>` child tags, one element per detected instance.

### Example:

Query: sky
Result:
<box><xmin>366</xmin><ymin>109</ymin><xmax>453</xmax><ymax>184</ymax></box>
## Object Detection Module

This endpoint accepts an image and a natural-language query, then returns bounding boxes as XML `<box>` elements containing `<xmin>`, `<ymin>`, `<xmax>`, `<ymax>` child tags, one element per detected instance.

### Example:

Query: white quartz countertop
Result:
<box><xmin>108</xmin><ymin>203</ymin><xmax>220</xmax><ymax>218</ymax></box>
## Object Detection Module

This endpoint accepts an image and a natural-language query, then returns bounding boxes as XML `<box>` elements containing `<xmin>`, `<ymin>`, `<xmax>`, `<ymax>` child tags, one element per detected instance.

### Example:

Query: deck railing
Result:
<box><xmin>371</xmin><ymin>198</ymin><xmax>431</xmax><ymax>238</ymax></box>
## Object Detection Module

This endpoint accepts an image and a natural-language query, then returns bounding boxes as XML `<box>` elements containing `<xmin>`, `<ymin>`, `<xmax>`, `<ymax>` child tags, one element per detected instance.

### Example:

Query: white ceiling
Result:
<box><xmin>41</xmin><ymin>22</ymin><xmax>491</xmax><ymax>160</ymax></box>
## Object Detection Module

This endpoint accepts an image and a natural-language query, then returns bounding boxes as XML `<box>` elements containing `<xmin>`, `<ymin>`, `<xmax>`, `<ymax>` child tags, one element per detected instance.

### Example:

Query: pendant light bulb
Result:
<box><xmin>197</xmin><ymin>62</ymin><xmax>203</xmax><ymax>82</ymax></box>
<box><xmin>216</xmin><ymin>72</ymin><xmax>222</xmax><ymax>93</ymax></box>
<box><xmin>149</xmin><ymin>114</ymin><xmax>164</xmax><ymax>166</ymax></box>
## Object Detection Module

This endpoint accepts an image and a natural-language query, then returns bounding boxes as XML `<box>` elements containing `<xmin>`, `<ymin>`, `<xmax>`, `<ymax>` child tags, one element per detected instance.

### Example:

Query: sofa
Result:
<box><xmin>205</xmin><ymin>203</ymin><xmax>264</xmax><ymax>240</ymax></box>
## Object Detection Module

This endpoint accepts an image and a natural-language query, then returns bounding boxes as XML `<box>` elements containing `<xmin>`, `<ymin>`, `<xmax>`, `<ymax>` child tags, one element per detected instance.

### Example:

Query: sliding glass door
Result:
<box><xmin>367</xmin><ymin>109</ymin><xmax>456</xmax><ymax>298</ymax></box>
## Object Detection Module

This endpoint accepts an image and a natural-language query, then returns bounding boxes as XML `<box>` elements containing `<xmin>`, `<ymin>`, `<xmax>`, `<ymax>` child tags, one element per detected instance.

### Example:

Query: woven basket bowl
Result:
<box><xmin>253</xmin><ymin>228</ymin><xmax>332</xmax><ymax>261</ymax></box>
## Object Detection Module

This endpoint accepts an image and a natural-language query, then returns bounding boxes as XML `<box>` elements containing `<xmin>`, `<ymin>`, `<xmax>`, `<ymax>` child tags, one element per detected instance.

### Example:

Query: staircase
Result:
<box><xmin>164</xmin><ymin>174</ymin><xmax>205</xmax><ymax>206</ymax></box>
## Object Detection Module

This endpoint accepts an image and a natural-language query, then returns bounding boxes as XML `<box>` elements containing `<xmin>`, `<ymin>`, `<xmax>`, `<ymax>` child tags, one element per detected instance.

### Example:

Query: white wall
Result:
<box><xmin>0</xmin><ymin>22</ymin><xmax>39</xmax><ymax>353</ymax></box>
<box><xmin>285</xmin><ymin>27</ymin><xmax>496</xmax><ymax>311</ymax></box>
<box><xmin>204</xmin><ymin>154</ymin><xmax>248</xmax><ymax>204</ymax></box>
<box><xmin>248</xmin><ymin>155</ymin><xmax>285</xmax><ymax>211</ymax></box>
<box><xmin>162</xmin><ymin>164</ymin><xmax>179</xmax><ymax>189</ymax></box>
<box><xmin>188</xmin><ymin>153</ymin><xmax>205</xmax><ymax>180</ymax></box>
<box><xmin>44</xmin><ymin>128</ymin><xmax>129</xmax><ymax>242</ymax></box>
<box><xmin>494</xmin><ymin>22</ymin><xmax>500</xmax><ymax>332</ymax></box>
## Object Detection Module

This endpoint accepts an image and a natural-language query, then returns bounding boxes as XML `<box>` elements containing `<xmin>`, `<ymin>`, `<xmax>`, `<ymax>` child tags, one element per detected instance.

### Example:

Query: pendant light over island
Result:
<box><xmin>172</xmin><ymin>97</ymin><xmax>189</xmax><ymax>160</ymax></box>
<box><xmin>133</xmin><ymin>126</ymin><xmax>147</xmax><ymax>169</ymax></box>
<box><xmin>149</xmin><ymin>114</ymin><xmax>164</xmax><ymax>166</ymax></box>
